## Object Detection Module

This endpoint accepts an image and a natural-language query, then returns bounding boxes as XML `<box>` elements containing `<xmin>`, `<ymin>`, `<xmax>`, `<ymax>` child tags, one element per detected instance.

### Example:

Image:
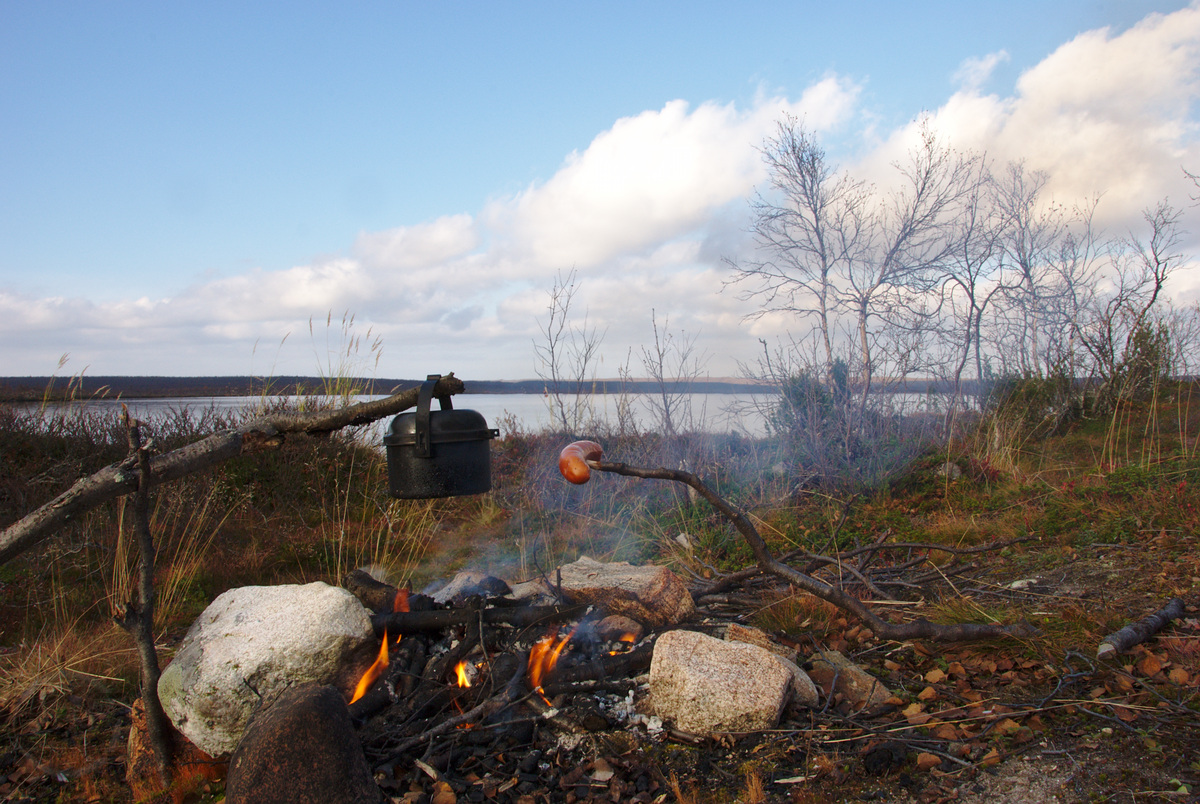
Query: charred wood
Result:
<box><xmin>343</xmin><ymin>569</ymin><xmax>401</xmax><ymax>613</ymax></box>
<box><xmin>370</xmin><ymin>603</ymin><xmax>587</xmax><ymax>637</ymax></box>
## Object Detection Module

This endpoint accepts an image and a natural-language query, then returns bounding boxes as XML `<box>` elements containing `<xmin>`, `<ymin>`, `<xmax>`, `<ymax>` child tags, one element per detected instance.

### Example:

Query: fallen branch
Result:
<box><xmin>1097</xmin><ymin>597</ymin><xmax>1185</xmax><ymax>659</ymax></box>
<box><xmin>591</xmin><ymin>459</ymin><xmax>1032</xmax><ymax>643</ymax></box>
<box><xmin>0</xmin><ymin>375</ymin><xmax>465</xmax><ymax>565</ymax></box>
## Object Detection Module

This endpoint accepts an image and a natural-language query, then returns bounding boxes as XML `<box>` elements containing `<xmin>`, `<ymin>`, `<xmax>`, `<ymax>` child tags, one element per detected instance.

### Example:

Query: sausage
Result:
<box><xmin>558</xmin><ymin>440</ymin><xmax>603</xmax><ymax>485</ymax></box>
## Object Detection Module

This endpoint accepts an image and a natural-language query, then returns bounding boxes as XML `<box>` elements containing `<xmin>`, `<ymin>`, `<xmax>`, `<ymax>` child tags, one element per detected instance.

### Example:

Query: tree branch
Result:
<box><xmin>0</xmin><ymin>375</ymin><xmax>465</xmax><ymax>565</ymax></box>
<box><xmin>591</xmin><ymin>459</ymin><xmax>1032</xmax><ymax>642</ymax></box>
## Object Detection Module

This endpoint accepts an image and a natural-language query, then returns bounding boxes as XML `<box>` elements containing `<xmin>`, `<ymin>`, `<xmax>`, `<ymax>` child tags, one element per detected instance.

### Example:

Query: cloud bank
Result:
<box><xmin>4</xmin><ymin>7</ymin><xmax>1200</xmax><ymax>380</ymax></box>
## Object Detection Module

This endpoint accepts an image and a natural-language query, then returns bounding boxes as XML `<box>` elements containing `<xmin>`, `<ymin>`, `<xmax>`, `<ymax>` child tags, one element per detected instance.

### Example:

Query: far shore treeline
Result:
<box><xmin>0</xmin><ymin>374</ymin><xmax>1005</xmax><ymax>403</ymax></box>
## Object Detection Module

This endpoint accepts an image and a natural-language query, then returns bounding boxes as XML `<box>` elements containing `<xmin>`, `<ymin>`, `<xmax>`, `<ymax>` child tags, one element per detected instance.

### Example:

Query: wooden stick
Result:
<box><xmin>1097</xmin><ymin>598</ymin><xmax>1185</xmax><ymax>659</ymax></box>
<box><xmin>591</xmin><ymin>459</ymin><xmax>1032</xmax><ymax>643</ymax></box>
<box><xmin>0</xmin><ymin>375</ymin><xmax>465</xmax><ymax>565</ymax></box>
<box><xmin>111</xmin><ymin>410</ymin><xmax>172</xmax><ymax>782</ymax></box>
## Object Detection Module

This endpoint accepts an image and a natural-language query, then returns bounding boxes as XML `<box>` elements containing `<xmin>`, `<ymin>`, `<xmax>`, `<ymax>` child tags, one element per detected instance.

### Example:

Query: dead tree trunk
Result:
<box><xmin>1097</xmin><ymin>598</ymin><xmax>1185</xmax><ymax>659</ymax></box>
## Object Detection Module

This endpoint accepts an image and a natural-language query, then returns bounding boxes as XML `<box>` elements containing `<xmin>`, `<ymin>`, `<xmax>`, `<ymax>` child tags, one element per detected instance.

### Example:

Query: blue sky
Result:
<box><xmin>2</xmin><ymin>1</ymin><xmax>1198</xmax><ymax>380</ymax></box>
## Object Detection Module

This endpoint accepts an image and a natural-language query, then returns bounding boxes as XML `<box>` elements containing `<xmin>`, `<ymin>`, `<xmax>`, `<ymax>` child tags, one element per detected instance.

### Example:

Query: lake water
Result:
<box><xmin>16</xmin><ymin>392</ymin><xmax>780</xmax><ymax>437</ymax></box>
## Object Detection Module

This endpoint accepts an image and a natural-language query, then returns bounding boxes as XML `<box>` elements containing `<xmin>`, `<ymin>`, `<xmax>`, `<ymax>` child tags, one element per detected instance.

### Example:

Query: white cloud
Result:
<box><xmin>6</xmin><ymin>9</ymin><xmax>1200</xmax><ymax>379</ymax></box>
<box><xmin>953</xmin><ymin>51</ymin><xmax>1010</xmax><ymax>92</ymax></box>
<box><xmin>353</xmin><ymin>214</ymin><xmax>479</xmax><ymax>270</ymax></box>
<box><xmin>486</xmin><ymin>78</ymin><xmax>860</xmax><ymax>270</ymax></box>
<box><xmin>905</xmin><ymin>4</ymin><xmax>1200</xmax><ymax>226</ymax></box>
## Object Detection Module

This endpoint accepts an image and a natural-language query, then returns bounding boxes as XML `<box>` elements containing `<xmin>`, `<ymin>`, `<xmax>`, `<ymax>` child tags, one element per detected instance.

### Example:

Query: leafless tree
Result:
<box><xmin>933</xmin><ymin>155</ymin><xmax>1010</xmax><ymax>414</ymax></box>
<box><xmin>840</xmin><ymin>120</ymin><xmax>976</xmax><ymax>397</ymax></box>
<box><xmin>533</xmin><ymin>268</ymin><xmax>606</xmax><ymax>433</ymax></box>
<box><xmin>727</xmin><ymin>115</ymin><xmax>868</xmax><ymax>384</ymax></box>
<box><xmin>1075</xmin><ymin>201</ymin><xmax>1186</xmax><ymax>405</ymax></box>
<box><xmin>639</xmin><ymin>310</ymin><xmax>709</xmax><ymax>436</ymax></box>
<box><xmin>988</xmin><ymin>162</ymin><xmax>1082</xmax><ymax>377</ymax></box>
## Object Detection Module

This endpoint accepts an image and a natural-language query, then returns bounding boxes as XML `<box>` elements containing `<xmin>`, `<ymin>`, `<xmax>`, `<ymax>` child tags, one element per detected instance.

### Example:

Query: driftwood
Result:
<box><xmin>0</xmin><ymin>375</ymin><xmax>465</xmax><ymax>565</ymax></box>
<box><xmin>1097</xmin><ymin>597</ymin><xmax>1186</xmax><ymax>659</ymax></box>
<box><xmin>591</xmin><ymin>459</ymin><xmax>1033</xmax><ymax>643</ymax></box>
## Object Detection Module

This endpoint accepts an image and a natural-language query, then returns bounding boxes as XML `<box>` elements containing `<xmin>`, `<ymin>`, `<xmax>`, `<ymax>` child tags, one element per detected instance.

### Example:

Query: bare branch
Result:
<box><xmin>0</xmin><ymin>375</ymin><xmax>465</xmax><ymax>565</ymax></box>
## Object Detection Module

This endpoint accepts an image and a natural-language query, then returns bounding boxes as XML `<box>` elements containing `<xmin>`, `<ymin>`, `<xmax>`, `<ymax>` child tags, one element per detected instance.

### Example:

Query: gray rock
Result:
<box><xmin>429</xmin><ymin>571</ymin><xmax>512</xmax><ymax>605</ymax></box>
<box><xmin>776</xmin><ymin>656</ymin><xmax>820</xmax><ymax>708</ymax></box>
<box><xmin>227</xmin><ymin>683</ymin><xmax>380</xmax><ymax>804</ymax></box>
<box><xmin>806</xmin><ymin>649</ymin><xmax>894</xmax><ymax>711</ymax></box>
<box><xmin>649</xmin><ymin>629</ymin><xmax>792</xmax><ymax>734</ymax></box>
<box><xmin>158</xmin><ymin>582</ymin><xmax>373</xmax><ymax>756</ymax></box>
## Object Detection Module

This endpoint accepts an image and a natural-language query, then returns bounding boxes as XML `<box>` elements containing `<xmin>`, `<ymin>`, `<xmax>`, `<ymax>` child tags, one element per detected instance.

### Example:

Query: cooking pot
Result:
<box><xmin>384</xmin><ymin>375</ymin><xmax>498</xmax><ymax>498</ymax></box>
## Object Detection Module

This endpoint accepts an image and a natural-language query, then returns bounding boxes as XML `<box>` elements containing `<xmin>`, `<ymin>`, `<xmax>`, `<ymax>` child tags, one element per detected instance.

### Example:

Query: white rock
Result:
<box><xmin>158</xmin><ymin>582</ymin><xmax>373</xmax><ymax>756</ymax></box>
<box><xmin>650</xmin><ymin>629</ymin><xmax>792</xmax><ymax>734</ymax></box>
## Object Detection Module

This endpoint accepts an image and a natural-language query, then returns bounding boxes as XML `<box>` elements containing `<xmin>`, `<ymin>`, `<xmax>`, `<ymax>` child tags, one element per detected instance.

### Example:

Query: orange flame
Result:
<box><xmin>454</xmin><ymin>660</ymin><xmax>472</xmax><ymax>688</ymax></box>
<box><xmin>350</xmin><ymin>629</ymin><xmax>390</xmax><ymax>704</ymax></box>
<box><xmin>393</xmin><ymin>588</ymin><xmax>409</xmax><ymax>613</ymax></box>
<box><xmin>528</xmin><ymin>627</ymin><xmax>575</xmax><ymax>699</ymax></box>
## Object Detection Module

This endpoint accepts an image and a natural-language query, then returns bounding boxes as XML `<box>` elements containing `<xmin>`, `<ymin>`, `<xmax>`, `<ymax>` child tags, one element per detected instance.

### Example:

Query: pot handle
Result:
<box><xmin>415</xmin><ymin>374</ymin><xmax>453</xmax><ymax>458</ymax></box>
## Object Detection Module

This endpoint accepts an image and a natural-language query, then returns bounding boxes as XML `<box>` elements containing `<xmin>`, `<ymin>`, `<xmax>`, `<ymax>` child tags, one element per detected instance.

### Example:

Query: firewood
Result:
<box><xmin>369</xmin><ymin>603</ymin><xmax>587</xmax><ymax>636</ymax></box>
<box><xmin>1097</xmin><ymin>597</ymin><xmax>1185</xmax><ymax>659</ymax></box>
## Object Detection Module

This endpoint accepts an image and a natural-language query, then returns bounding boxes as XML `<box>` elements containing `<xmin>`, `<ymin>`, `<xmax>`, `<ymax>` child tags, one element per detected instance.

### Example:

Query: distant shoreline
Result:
<box><xmin>0</xmin><ymin>374</ymin><xmax>983</xmax><ymax>403</ymax></box>
<box><xmin>0</xmin><ymin>375</ymin><xmax>779</xmax><ymax>402</ymax></box>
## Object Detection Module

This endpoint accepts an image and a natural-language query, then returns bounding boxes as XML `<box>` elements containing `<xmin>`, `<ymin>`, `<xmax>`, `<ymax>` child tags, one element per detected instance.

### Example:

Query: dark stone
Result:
<box><xmin>226</xmin><ymin>683</ymin><xmax>381</xmax><ymax>804</ymax></box>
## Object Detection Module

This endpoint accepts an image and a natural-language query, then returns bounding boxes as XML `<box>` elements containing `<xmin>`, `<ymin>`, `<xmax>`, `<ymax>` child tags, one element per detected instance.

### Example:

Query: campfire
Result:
<box><xmin>138</xmin><ymin>439</ymin><xmax>1190</xmax><ymax>803</ymax></box>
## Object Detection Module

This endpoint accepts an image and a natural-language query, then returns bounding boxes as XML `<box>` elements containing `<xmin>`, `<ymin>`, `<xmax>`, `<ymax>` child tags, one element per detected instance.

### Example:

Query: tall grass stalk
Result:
<box><xmin>108</xmin><ymin>484</ymin><xmax>244</xmax><ymax>637</ymax></box>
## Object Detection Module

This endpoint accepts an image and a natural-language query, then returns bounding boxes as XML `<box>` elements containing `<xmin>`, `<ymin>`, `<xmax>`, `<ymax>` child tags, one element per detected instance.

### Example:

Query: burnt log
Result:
<box><xmin>369</xmin><ymin>603</ymin><xmax>587</xmax><ymax>637</ymax></box>
<box><xmin>344</xmin><ymin>570</ymin><xmax>402</xmax><ymax>613</ymax></box>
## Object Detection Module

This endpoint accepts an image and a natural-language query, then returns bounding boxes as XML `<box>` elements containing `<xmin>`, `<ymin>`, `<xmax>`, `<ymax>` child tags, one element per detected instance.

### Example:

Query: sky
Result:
<box><xmin>2</xmin><ymin>1</ymin><xmax>1200</xmax><ymax>382</ymax></box>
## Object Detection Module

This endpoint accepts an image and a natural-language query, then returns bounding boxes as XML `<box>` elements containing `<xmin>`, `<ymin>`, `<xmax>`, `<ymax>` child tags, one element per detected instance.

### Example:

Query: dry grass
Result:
<box><xmin>4</xmin><ymin>374</ymin><xmax>1200</xmax><ymax>801</ymax></box>
<box><xmin>1</xmin><ymin>616</ymin><xmax>137</xmax><ymax>726</ymax></box>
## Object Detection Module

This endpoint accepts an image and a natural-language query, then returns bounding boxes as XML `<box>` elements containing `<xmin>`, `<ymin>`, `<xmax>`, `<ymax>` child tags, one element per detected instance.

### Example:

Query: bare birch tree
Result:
<box><xmin>1075</xmin><ymin>200</ymin><xmax>1186</xmax><ymax>405</ymax></box>
<box><xmin>533</xmin><ymin>268</ymin><xmax>606</xmax><ymax>433</ymax></box>
<box><xmin>727</xmin><ymin>115</ymin><xmax>868</xmax><ymax>384</ymax></box>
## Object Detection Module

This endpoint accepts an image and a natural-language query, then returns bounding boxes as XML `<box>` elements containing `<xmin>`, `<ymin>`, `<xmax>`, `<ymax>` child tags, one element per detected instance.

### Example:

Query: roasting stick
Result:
<box><xmin>559</xmin><ymin>440</ymin><xmax>1033</xmax><ymax>643</ymax></box>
